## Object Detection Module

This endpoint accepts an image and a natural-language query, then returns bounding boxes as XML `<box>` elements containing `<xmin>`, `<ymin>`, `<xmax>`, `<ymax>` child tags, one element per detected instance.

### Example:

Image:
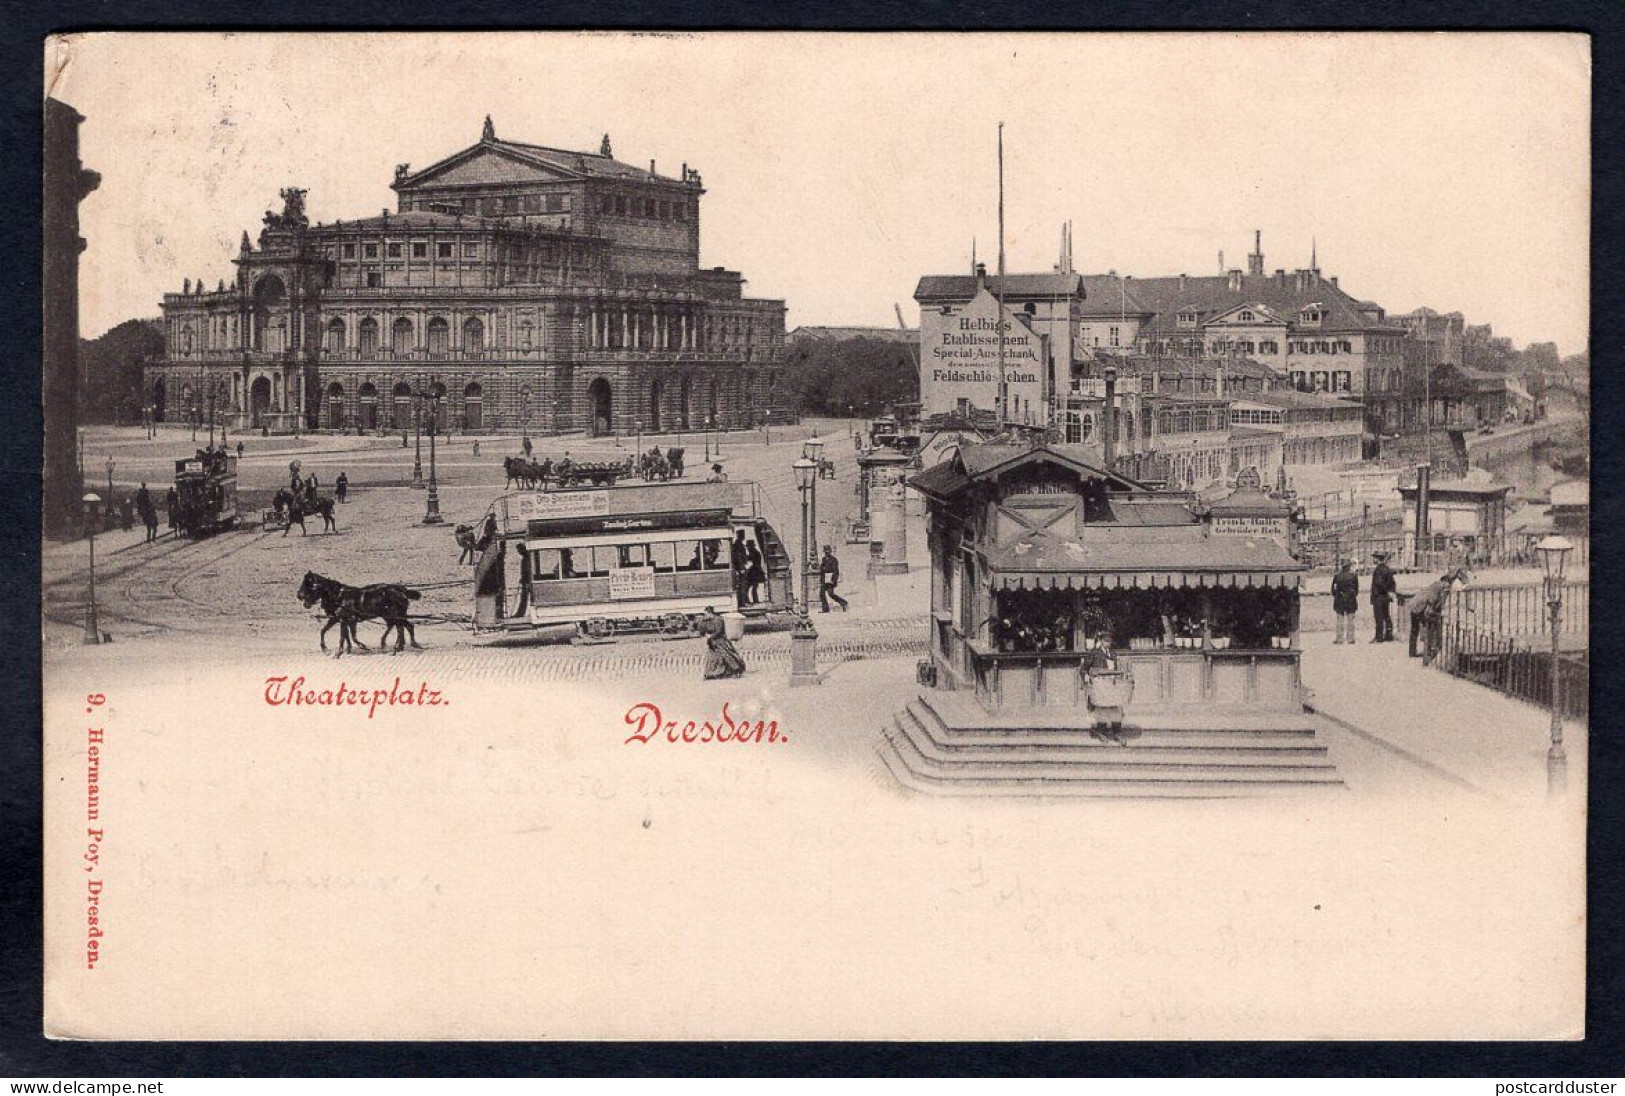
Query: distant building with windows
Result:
<box><xmin>149</xmin><ymin>117</ymin><xmax>786</xmax><ymax>434</ymax></box>
<box><xmin>1077</xmin><ymin>233</ymin><xmax>1407</xmax><ymax>401</ymax></box>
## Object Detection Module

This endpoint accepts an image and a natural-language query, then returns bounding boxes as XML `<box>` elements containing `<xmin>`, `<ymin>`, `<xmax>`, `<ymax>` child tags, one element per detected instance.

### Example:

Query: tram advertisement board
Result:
<box><xmin>607</xmin><ymin>565</ymin><xmax>657</xmax><ymax>599</ymax></box>
<box><xmin>918</xmin><ymin>288</ymin><xmax>1045</xmax><ymax>419</ymax></box>
<box><xmin>501</xmin><ymin>489</ymin><xmax>611</xmax><ymax>532</ymax></box>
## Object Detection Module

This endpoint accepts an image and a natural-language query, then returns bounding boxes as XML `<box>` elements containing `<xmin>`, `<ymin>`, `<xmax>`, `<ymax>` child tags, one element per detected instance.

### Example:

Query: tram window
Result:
<box><xmin>560</xmin><ymin>548</ymin><xmax>592</xmax><ymax>580</ymax></box>
<box><xmin>590</xmin><ymin>547</ymin><xmax>616</xmax><ymax>577</ymax></box>
<box><xmin>648</xmin><ymin>542</ymin><xmax>677</xmax><ymax>573</ymax></box>
<box><xmin>675</xmin><ymin>540</ymin><xmax>704</xmax><ymax>572</ymax></box>
<box><xmin>532</xmin><ymin>548</ymin><xmax>563</xmax><ymax>581</ymax></box>
<box><xmin>618</xmin><ymin>544</ymin><xmax>650</xmax><ymax>568</ymax></box>
<box><xmin>701</xmin><ymin>537</ymin><xmax>731</xmax><ymax>571</ymax></box>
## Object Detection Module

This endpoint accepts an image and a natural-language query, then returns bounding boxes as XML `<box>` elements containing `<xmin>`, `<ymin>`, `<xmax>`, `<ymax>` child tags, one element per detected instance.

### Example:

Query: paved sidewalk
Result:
<box><xmin>1299</xmin><ymin>630</ymin><xmax>1586</xmax><ymax>801</ymax></box>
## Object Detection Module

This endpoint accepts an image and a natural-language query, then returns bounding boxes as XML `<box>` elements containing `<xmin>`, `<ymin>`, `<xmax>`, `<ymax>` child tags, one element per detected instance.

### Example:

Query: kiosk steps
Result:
<box><xmin>878</xmin><ymin>692</ymin><xmax>1345</xmax><ymax>799</ymax></box>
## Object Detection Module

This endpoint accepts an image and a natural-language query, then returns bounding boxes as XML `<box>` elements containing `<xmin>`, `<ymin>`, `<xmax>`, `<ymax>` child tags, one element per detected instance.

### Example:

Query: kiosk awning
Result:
<box><xmin>994</xmin><ymin>570</ymin><xmax>1300</xmax><ymax>591</ymax></box>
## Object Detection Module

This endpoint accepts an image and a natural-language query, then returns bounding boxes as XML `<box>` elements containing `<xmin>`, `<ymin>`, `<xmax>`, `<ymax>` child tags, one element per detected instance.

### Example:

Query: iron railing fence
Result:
<box><xmin>1438</xmin><ymin>623</ymin><xmax>1588</xmax><ymax>720</ymax></box>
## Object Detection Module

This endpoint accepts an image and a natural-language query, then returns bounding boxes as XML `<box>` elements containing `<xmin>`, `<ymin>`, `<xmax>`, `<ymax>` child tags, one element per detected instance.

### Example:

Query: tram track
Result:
<box><xmin>44</xmin><ymin>525</ymin><xmax>281</xmax><ymax>633</ymax></box>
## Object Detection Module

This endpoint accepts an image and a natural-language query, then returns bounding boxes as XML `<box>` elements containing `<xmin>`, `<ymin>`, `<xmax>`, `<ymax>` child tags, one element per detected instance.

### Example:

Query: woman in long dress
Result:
<box><xmin>699</xmin><ymin>606</ymin><xmax>746</xmax><ymax>679</ymax></box>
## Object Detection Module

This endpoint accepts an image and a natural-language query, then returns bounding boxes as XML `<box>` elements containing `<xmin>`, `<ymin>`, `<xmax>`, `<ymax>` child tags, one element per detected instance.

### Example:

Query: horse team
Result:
<box><xmin>503</xmin><ymin>447</ymin><xmax>685</xmax><ymax>490</ymax></box>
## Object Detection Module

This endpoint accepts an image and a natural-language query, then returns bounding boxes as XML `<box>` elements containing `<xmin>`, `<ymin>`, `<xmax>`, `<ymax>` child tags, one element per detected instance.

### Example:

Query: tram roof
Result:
<box><xmin>492</xmin><ymin>480</ymin><xmax>764</xmax><ymax>537</ymax></box>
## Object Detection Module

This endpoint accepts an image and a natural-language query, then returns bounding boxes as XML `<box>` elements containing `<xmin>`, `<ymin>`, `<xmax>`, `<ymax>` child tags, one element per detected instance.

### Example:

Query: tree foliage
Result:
<box><xmin>79</xmin><ymin>319</ymin><xmax>164</xmax><ymax>424</ymax></box>
<box><xmin>782</xmin><ymin>336</ymin><xmax>919</xmax><ymax>417</ymax></box>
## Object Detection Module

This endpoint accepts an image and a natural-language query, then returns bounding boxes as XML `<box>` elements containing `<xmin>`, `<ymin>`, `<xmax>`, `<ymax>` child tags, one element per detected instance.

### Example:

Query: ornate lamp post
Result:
<box><xmin>104</xmin><ymin>456</ymin><xmax>114</xmax><ymax>498</ymax></box>
<box><xmin>423</xmin><ymin>381</ymin><xmax>444</xmax><ymax>525</ymax></box>
<box><xmin>790</xmin><ymin>456</ymin><xmax>820</xmax><ymax>686</ymax></box>
<box><xmin>412</xmin><ymin>381</ymin><xmax>425</xmax><ymax>486</ymax></box>
<box><xmin>1536</xmin><ymin>534</ymin><xmax>1574</xmax><ymax>796</ymax></box>
<box><xmin>81</xmin><ymin>492</ymin><xmax>102</xmax><ymax>645</ymax></box>
<box><xmin>635</xmin><ymin>419</ymin><xmax>643</xmax><ymax>468</ymax></box>
<box><xmin>803</xmin><ymin>437</ymin><xmax>825</xmax><ymax>571</ymax></box>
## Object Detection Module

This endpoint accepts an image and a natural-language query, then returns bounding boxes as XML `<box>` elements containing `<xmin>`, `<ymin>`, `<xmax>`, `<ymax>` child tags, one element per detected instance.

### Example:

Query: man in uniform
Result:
<box><xmin>1370</xmin><ymin>551</ymin><xmax>1397</xmax><ymax>643</ymax></box>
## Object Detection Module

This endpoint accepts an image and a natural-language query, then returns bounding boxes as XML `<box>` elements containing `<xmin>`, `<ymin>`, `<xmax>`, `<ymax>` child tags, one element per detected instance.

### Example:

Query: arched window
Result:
<box><xmin>427</xmin><ymin>317</ymin><xmax>450</xmax><ymax>356</ymax></box>
<box><xmin>358</xmin><ymin>318</ymin><xmax>379</xmax><ymax>356</ymax></box>
<box><xmin>392</xmin><ymin>381</ymin><xmax>413</xmax><ymax>430</ymax></box>
<box><xmin>392</xmin><ymin>317</ymin><xmax>414</xmax><ymax>352</ymax></box>
<box><xmin>326</xmin><ymin>317</ymin><xmax>345</xmax><ymax>350</ymax></box>
<box><xmin>463</xmin><ymin>317</ymin><xmax>485</xmax><ymax>351</ymax></box>
<box><xmin>325</xmin><ymin>382</ymin><xmax>345</xmax><ymax>429</ymax></box>
<box><xmin>1080</xmin><ymin>413</ymin><xmax>1095</xmax><ymax>441</ymax></box>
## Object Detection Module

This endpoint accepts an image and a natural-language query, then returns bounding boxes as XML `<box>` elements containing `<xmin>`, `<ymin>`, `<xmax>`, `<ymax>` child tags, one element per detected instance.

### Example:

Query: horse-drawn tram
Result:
<box><xmin>472</xmin><ymin>481</ymin><xmax>795</xmax><ymax>641</ymax></box>
<box><xmin>173</xmin><ymin>450</ymin><xmax>240</xmax><ymax>536</ymax></box>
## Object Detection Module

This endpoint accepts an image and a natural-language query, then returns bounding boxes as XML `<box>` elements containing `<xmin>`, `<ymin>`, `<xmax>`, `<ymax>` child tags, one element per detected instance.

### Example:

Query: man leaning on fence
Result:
<box><xmin>1408</xmin><ymin>568</ymin><xmax>1467</xmax><ymax>664</ymax></box>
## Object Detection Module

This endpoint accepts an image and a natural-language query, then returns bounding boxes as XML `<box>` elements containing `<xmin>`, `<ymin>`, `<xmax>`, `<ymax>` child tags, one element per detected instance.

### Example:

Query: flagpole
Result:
<box><xmin>996</xmin><ymin>122</ymin><xmax>1007</xmax><ymax>427</ymax></box>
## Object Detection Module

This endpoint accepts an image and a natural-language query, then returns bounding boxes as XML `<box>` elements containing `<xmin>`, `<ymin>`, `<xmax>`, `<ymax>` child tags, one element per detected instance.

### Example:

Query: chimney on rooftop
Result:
<box><xmin>1275</xmin><ymin>269</ymin><xmax>1285</xmax><ymax>287</ymax></box>
<box><xmin>975</xmin><ymin>261</ymin><xmax>987</xmax><ymax>290</ymax></box>
<box><xmin>1179</xmin><ymin>274</ymin><xmax>1187</xmax><ymax>292</ymax></box>
<box><xmin>1248</xmin><ymin>229</ymin><xmax>1265</xmax><ymax>275</ymax></box>
<box><xmin>1102</xmin><ymin>365</ymin><xmax>1118</xmax><ymax>468</ymax></box>
<box><xmin>1227</xmin><ymin>269</ymin><xmax>1243</xmax><ymax>292</ymax></box>
<box><xmin>1330</xmin><ymin>275</ymin><xmax>1338</xmax><ymax>289</ymax></box>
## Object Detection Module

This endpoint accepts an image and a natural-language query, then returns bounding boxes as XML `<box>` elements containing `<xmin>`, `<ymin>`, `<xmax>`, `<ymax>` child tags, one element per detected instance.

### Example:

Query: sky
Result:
<box><xmin>51</xmin><ymin>31</ymin><xmax>1590</xmax><ymax>354</ymax></box>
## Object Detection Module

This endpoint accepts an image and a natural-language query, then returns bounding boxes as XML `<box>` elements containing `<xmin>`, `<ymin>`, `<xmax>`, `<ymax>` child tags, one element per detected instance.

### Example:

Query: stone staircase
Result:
<box><xmin>878</xmin><ymin>692</ymin><xmax>1345</xmax><ymax>799</ymax></box>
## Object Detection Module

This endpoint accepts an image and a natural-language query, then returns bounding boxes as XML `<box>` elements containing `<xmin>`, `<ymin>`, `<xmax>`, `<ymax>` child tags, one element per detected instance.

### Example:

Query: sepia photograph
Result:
<box><xmin>39</xmin><ymin>30</ymin><xmax>1589</xmax><ymax>1041</ymax></box>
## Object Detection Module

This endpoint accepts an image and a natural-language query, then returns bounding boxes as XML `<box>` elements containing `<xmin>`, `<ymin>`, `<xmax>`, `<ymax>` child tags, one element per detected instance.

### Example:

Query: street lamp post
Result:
<box><xmin>105</xmin><ymin>456</ymin><xmax>114</xmax><ymax>498</ymax></box>
<box><xmin>1536</xmin><ymin>534</ymin><xmax>1574</xmax><ymax>796</ymax></box>
<box><xmin>635</xmin><ymin>420</ymin><xmax>643</xmax><ymax>469</ymax></box>
<box><xmin>790</xmin><ymin>456</ymin><xmax>820</xmax><ymax>686</ymax></box>
<box><xmin>423</xmin><ymin>384</ymin><xmax>444</xmax><ymax>525</ymax></box>
<box><xmin>82</xmin><ymin>493</ymin><xmax>102</xmax><ymax>645</ymax></box>
<box><xmin>412</xmin><ymin>384</ymin><xmax>425</xmax><ymax>486</ymax></box>
<box><xmin>803</xmin><ymin>437</ymin><xmax>825</xmax><ymax>573</ymax></box>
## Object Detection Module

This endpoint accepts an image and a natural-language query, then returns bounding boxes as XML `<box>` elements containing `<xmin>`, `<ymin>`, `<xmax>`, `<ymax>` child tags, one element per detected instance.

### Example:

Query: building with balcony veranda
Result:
<box><xmin>147</xmin><ymin>118</ymin><xmax>787</xmax><ymax>435</ymax></box>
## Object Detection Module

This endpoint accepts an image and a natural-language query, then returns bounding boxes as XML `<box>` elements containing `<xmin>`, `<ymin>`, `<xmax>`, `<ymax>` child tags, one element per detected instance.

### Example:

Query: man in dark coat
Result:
<box><xmin>135</xmin><ymin>483</ymin><xmax>157</xmax><ymax>542</ymax></box>
<box><xmin>1331</xmin><ymin>559</ymin><xmax>1359</xmax><ymax>644</ymax></box>
<box><xmin>1370</xmin><ymin>551</ymin><xmax>1397</xmax><ymax>643</ymax></box>
<box><xmin>818</xmin><ymin>545</ymin><xmax>849</xmax><ymax>612</ymax></box>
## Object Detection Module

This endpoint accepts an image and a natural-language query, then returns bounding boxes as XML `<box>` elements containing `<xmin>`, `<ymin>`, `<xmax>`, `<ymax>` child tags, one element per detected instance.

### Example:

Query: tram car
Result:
<box><xmin>472</xmin><ymin>480</ymin><xmax>795</xmax><ymax>641</ymax></box>
<box><xmin>173</xmin><ymin>449</ymin><xmax>240</xmax><ymax>536</ymax></box>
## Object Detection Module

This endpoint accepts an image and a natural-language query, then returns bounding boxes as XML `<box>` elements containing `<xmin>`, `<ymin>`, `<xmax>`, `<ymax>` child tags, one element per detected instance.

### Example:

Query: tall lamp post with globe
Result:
<box><xmin>1536</xmin><ymin>534</ymin><xmax>1574</xmax><ymax>796</ymax></box>
<box><xmin>422</xmin><ymin>381</ymin><xmax>444</xmax><ymax>525</ymax></box>
<box><xmin>790</xmin><ymin>455</ymin><xmax>820</xmax><ymax>686</ymax></box>
<box><xmin>803</xmin><ymin>437</ymin><xmax>824</xmax><ymax>572</ymax></box>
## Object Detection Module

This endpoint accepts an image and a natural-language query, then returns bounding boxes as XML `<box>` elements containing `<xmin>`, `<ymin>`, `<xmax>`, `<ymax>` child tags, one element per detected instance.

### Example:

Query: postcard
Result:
<box><xmin>41</xmin><ymin>30</ymin><xmax>1589</xmax><ymax>1040</ymax></box>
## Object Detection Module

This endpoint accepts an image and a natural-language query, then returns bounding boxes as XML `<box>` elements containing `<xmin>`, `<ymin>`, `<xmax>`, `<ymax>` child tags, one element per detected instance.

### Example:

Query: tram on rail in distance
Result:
<box><xmin>173</xmin><ymin>449</ymin><xmax>240</xmax><ymax>537</ymax></box>
<box><xmin>471</xmin><ymin>480</ymin><xmax>795</xmax><ymax>641</ymax></box>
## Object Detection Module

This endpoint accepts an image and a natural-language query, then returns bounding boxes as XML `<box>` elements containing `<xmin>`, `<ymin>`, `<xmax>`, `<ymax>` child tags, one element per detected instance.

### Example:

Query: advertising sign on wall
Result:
<box><xmin>919</xmin><ymin>288</ymin><xmax>1045</xmax><ymax>420</ymax></box>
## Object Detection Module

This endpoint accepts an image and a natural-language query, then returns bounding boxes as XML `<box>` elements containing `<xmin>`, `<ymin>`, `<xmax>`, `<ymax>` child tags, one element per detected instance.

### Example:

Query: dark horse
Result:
<box><xmin>297</xmin><ymin>571</ymin><xmax>423</xmax><ymax>654</ymax></box>
<box><xmin>275</xmin><ymin>488</ymin><xmax>338</xmax><ymax>536</ymax></box>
